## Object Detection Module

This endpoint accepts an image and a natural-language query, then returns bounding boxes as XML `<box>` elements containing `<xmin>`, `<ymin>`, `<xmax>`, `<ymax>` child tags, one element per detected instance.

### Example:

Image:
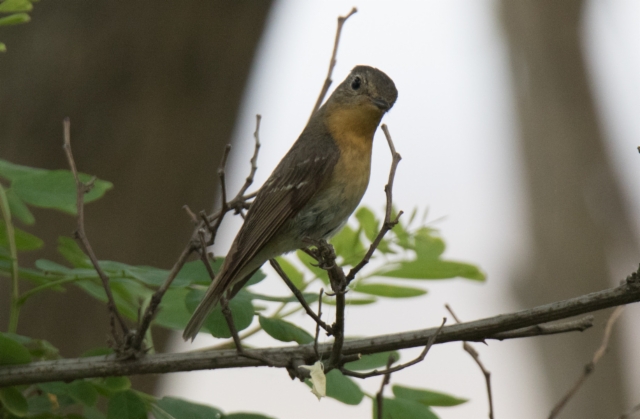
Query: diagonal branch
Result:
<box><xmin>1</xmin><ymin>269</ymin><xmax>638</xmax><ymax>387</ymax></box>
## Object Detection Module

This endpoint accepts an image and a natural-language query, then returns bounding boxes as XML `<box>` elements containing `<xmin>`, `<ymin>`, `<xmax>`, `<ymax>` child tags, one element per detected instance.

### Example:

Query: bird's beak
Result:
<box><xmin>371</xmin><ymin>98</ymin><xmax>391</xmax><ymax>111</ymax></box>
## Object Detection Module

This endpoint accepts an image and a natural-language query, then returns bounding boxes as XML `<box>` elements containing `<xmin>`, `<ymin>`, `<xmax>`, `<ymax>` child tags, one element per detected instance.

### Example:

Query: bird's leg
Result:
<box><xmin>220</xmin><ymin>297</ymin><xmax>274</xmax><ymax>365</ymax></box>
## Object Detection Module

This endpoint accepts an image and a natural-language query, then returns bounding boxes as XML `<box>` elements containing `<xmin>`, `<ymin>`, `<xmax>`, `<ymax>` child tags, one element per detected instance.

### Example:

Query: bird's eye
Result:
<box><xmin>351</xmin><ymin>76</ymin><xmax>361</xmax><ymax>90</ymax></box>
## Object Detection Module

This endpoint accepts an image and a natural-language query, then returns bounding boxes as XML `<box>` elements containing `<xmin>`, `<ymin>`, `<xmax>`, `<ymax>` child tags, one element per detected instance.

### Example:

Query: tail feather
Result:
<box><xmin>182</xmin><ymin>274</ymin><xmax>225</xmax><ymax>341</ymax></box>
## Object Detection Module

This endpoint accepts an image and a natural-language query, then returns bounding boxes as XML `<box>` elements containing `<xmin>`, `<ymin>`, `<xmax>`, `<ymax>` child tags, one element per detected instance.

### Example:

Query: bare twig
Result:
<box><xmin>314</xmin><ymin>289</ymin><xmax>324</xmax><ymax>359</ymax></box>
<box><xmin>269</xmin><ymin>259</ymin><xmax>333</xmax><ymax>334</ymax></box>
<box><xmin>130</xmin><ymin>244</ymin><xmax>193</xmax><ymax>352</ymax></box>
<box><xmin>342</xmin><ymin>318</ymin><xmax>446</xmax><ymax>379</ymax></box>
<box><xmin>548</xmin><ymin>306</ymin><xmax>625</xmax><ymax>419</ymax></box>
<box><xmin>62</xmin><ymin>118</ymin><xmax>129</xmax><ymax>346</ymax></box>
<box><xmin>446</xmin><ymin>304</ymin><xmax>494</xmax><ymax>419</ymax></box>
<box><xmin>2</xmin><ymin>276</ymin><xmax>638</xmax><ymax>387</ymax></box>
<box><xmin>490</xmin><ymin>315</ymin><xmax>594</xmax><ymax>340</ymax></box>
<box><xmin>234</xmin><ymin>114</ymin><xmax>262</xmax><ymax>202</ymax></box>
<box><xmin>376</xmin><ymin>355</ymin><xmax>396</xmax><ymax>419</ymax></box>
<box><xmin>220</xmin><ymin>297</ymin><xmax>273</xmax><ymax>365</ymax></box>
<box><xmin>207</xmin><ymin>144</ymin><xmax>232</xmax><ymax>244</ymax></box>
<box><xmin>347</xmin><ymin>124</ymin><xmax>402</xmax><ymax>283</ymax></box>
<box><xmin>309</xmin><ymin>7</ymin><xmax>357</xmax><ymax>118</ymax></box>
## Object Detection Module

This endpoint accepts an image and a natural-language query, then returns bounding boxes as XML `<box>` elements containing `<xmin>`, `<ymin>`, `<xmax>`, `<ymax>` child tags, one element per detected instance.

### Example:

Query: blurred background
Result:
<box><xmin>2</xmin><ymin>1</ymin><xmax>640</xmax><ymax>418</ymax></box>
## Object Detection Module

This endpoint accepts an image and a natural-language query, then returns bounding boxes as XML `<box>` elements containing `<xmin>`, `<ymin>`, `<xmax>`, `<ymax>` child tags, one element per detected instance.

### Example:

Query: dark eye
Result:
<box><xmin>351</xmin><ymin>76</ymin><xmax>361</xmax><ymax>90</ymax></box>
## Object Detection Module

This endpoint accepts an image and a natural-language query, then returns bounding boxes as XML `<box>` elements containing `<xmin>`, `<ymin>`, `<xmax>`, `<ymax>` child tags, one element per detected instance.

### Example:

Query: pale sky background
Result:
<box><xmin>160</xmin><ymin>1</ymin><xmax>640</xmax><ymax>418</ymax></box>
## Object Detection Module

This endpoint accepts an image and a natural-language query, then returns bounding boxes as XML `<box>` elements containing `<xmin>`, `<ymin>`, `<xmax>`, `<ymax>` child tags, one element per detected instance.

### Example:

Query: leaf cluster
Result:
<box><xmin>0</xmin><ymin>158</ymin><xmax>482</xmax><ymax>418</ymax></box>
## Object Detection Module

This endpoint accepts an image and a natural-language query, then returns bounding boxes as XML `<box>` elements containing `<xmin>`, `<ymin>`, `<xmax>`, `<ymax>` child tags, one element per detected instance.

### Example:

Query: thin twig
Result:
<box><xmin>62</xmin><ymin>118</ymin><xmax>129</xmax><ymax>345</ymax></box>
<box><xmin>309</xmin><ymin>7</ymin><xmax>357</xmax><ymax>118</ymax></box>
<box><xmin>347</xmin><ymin>124</ymin><xmax>402</xmax><ymax>283</ymax></box>
<box><xmin>490</xmin><ymin>315</ymin><xmax>594</xmax><ymax>340</ymax></box>
<box><xmin>221</xmin><ymin>297</ymin><xmax>273</xmax><ymax>365</ymax></box>
<box><xmin>314</xmin><ymin>289</ymin><xmax>324</xmax><ymax>359</ymax></box>
<box><xmin>376</xmin><ymin>355</ymin><xmax>396</xmax><ymax>419</ymax></box>
<box><xmin>269</xmin><ymin>259</ymin><xmax>333</xmax><ymax>334</ymax></box>
<box><xmin>235</xmin><ymin>114</ymin><xmax>262</xmax><ymax>201</ymax></box>
<box><xmin>446</xmin><ymin>304</ymin><xmax>494</xmax><ymax>419</ymax></box>
<box><xmin>207</xmin><ymin>144</ymin><xmax>232</xmax><ymax>244</ymax></box>
<box><xmin>548</xmin><ymin>306</ymin><xmax>625</xmax><ymax>419</ymax></box>
<box><xmin>342</xmin><ymin>318</ymin><xmax>446</xmax><ymax>379</ymax></box>
<box><xmin>130</xmin><ymin>244</ymin><xmax>193</xmax><ymax>352</ymax></box>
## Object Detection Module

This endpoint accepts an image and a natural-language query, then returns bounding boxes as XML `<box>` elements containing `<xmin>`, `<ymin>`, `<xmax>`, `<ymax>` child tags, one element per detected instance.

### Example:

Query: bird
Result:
<box><xmin>183</xmin><ymin>65</ymin><xmax>398</xmax><ymax>341</ymax></box>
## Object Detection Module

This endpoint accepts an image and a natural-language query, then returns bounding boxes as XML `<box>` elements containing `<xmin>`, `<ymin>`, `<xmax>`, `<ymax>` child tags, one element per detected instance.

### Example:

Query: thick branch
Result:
<box><xmin>2</xmin><ymin>276</ymin><xmax>638</xmax><ymax>387</ymax></box>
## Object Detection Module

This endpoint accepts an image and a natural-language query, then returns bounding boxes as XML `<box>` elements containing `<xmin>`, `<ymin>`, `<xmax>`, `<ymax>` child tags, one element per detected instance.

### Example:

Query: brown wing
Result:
<box><xmin>220</xmin><ymin>131</ymin><xmax>340</xmax><ymax>288</ymax></box>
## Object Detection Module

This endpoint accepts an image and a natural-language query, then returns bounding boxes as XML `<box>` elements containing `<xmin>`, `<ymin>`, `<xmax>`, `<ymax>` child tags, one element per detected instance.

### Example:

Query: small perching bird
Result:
<box><xmin>183</xmin><ymin>66</ymin><xmax>398</xmax><ymax>341</ymax></box>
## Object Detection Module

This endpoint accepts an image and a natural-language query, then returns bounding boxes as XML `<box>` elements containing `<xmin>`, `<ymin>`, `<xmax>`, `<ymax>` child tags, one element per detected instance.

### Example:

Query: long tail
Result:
<box><xmin>182</xmin><ymin>271</ymin><xmax>228</xmax><ymax>341</ymax></box>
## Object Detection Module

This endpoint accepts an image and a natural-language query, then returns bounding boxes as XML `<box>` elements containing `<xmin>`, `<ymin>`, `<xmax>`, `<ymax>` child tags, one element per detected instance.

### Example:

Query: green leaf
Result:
<box><xmin>295</xmin><ymin>250</ymin><xmax>328</xmax><ymax>284</ymax></box>
<box><xmin>0</xmin><ymin>42</ymin><xmax>6</xmax><ymax>52</ymax></box>
<box><xmin>244</xmin><ymin>268</ymin><xmax>266</xmax><ymax>287</ymax></box>
<box><xmin>175</xmin><ymin>260</ymin><xmax>220</xmax><ymax>286</ymax></box>
<box><xmin>259</xmin><ymin>315</ymin><xmax>313</xmax><ymax>344</ymax></box>
<box><xmin>57</xmin><ymin>236</ymin><xmax>91</xmax><ymax>268</ymax></box>
<box><xmin>67</xmin><ymin>380</ymin><xmax>98</xmax><ymax>407</ymax></box>
<box><xmin>274</xmin><ymin>257</ymin><xmax>305</xmax><ymax>290</ymax></box>
<box><xmin>355</xmin><ymin>207</ymin><xmax>379</xmax><ymax>242</ymax></box>
<box><xmin>81</xmin><ymin>347</ymin><xmax>113</xmax><ymax>357</ymax></box>
<box><xmin>185</xmin><ymin>289</ymin><xmax>254</xmax><ymax>338</ymax></box>
<box><xmin>373</xmin><ymin>397</ymin><xmax>439</xmax><ymax>419</ymax></box>
<box><xmin>392</xmin><ymin>385</ymin><xmax>467</xmax><ymax>407</ymax></box>
<box><xmin>26</xmin><ymin>394</ymin><xmax>54</xmax><ymax>415</ymax></box>
<box><xmin>2</xmin><ymin>333</ymin><xmax>59</xmax><ymax>360</ymax></box>
<box><xmin>0</xmin><ymin>0</ymin><xmax>33</xmax><ymax>13</ymax></box>
<box><xmin>12</xmin><ymin>170</ymin><xmax>113</xmax><ymax>214</ymax></box>
<box><xmin>322</xmin><ymin>296</ymin><xmax>377</xmax><ymax>306</ymax></box>
<box><xmin>5</xmin><ymin>189</ymin><xmax>34</xmax><ymax>225</ymax></box>
<box><xmin>150</xmin><ymin>404</ymin><xmax>177</xmax><ymax>419</ymax></box>
<box><xmin>412</xmin><ymin>228</ymin><xmax>446</xmax><ymax>259</ymax></box>
<box><xmin>84</xmin><ymin>406</ymin><xmax>107</xmax><ymax>419</ymax></box>
<box><xmin>331</xmin><ymin>225</ymin><xmax>365</xmax><ymax>266</ymax></box>
<box><xmin>0</xmin><ymin>159</ymin><xmax>45</xmax><ymax>181</ymax></box>
<box><xmin>155</xmin><ymin>397</ymin><xmax>223</xmax><ymax>419</ymax></box>
<box><xmin>153</xmin><ymin>288</ymin><xmax>192</xmax><ymax>330</ymax></box>
<box><xmin>91</xmin><ymin>377</ymin><xmax>131</xmax><ymax>396</ymax></box>
<box><xmin>0</xmin><ymin>386</ymin><xmax>28</xmax><ymax>417</ymax></box>
<box><xmin>0</xmin><ymin>332</ymin><xmax>31</xmax><ymax>365</ymax></box>
<box><xmin>106</xmin><ymin>390</ymin><xmax>146</xmax><ymax>419</ymax></box>
<box><xmin>344</xmin><ymin>351</ymin><xmax>399</xmax><ymax>371</ymax></box>
<box><xmin>324</xmin><ymin>370</ymin><xmax>364</xmax><ymax>405</ymax></box>
<box><xmin>0</xmin><ymin>12</ymin><xmax>29</xmax><ymax>26</ymax></box>
<box><xmin>351</xmin><ymin>282</ymin><xmax>426</xmax><ymax>298</ymax></box>
<box><xmin>0</xmin><ymin>220</ymin><xmax>43</xmax><ymax>251</ymax></box>
<box><xmin>381</xmin><ymin>260</ymin><xmax>485</xmax><ymax>281</ymax></box>
<box><xmin>245</xmin><ymin>291</ymin><xmax>317</xmax><ymax>304</ymax></box>
<box><xmin>224</xmin><ymin>414</ymin><xmax>276</xmax><ymax>419</ymax></box>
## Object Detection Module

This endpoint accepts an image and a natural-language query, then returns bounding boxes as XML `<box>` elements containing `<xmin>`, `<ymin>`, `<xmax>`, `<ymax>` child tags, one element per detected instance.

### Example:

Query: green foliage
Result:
<box><xmin>373</xmin><ymin>397</ymin><xmax>440</xmax><ymax>419</ymax></box>
<box><xmin>259</xmin><ymin>315</ymin><xmax>313</xmax><ymax>344</ymax></box>
<box><xmin>392</xmin><ymin>385</ymin><xmax>468</xmax><ymax>407</ymax></box>
<box><xmin>0</xmin><ymin>0</ymin><xmax>34</xmax><ymax>52</ymax></box>
<box><xmin>0</xmin><ymin>156</ymin><xmax>482</xmax><ymax>419</ymax></box>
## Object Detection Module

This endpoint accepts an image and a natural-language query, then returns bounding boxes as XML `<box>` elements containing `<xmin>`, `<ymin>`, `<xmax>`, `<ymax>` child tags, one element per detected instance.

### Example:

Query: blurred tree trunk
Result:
<box><xmin>0</xmin><ymin>0</ymin><xmax>272</xmax><ymax>393</ymax></box>
<box><xmin>501</xmin><ymin>0</ymin><xmax>635</xmax><ymax>417</ymax></box>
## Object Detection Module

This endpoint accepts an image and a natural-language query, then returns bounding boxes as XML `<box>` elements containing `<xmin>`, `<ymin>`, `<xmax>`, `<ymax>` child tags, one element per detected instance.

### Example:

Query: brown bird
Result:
<box><xmin>183</xmin><ymin>65</ymin><xmax>397</xmax><ymax>341</ymax></box>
